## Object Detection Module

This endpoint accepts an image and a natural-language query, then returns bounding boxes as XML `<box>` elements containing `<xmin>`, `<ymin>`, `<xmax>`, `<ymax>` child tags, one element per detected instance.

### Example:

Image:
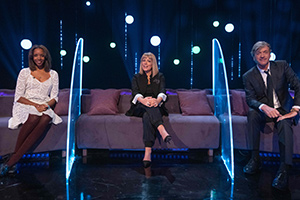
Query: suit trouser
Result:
<box><xmin>247</xmin><ymin>108</ymin><xmax>293</xmax><ymax>165</ymax></box>
<box><xmin>132</xmin><ymin>103</ymin><xmax>164</xmax><ymax>147</ymax></box>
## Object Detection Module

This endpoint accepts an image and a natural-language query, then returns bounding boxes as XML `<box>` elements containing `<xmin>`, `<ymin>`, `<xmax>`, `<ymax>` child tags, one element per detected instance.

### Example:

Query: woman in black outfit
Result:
<box><xmin>126</xmin><ymin>52</ymin><xmax>171</xmax><ymax>168</ymax></box>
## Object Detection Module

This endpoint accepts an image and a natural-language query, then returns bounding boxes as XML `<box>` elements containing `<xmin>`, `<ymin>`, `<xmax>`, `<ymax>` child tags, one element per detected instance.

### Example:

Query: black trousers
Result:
<box><xmin>132</xmin><ymin>103</ymin><xmax>164</xmax><ymax>147</ymax></box>
<box><xmin>247</xmin><ymin>108</ymin><xmax>293</xmax><ymax>165</ymax></box>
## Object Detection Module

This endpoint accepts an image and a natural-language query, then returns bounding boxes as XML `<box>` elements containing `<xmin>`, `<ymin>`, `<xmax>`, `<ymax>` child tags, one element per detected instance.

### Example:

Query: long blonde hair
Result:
<box><xmin>139</xmin><ymin>52</ymin><xmax>159</xmax><ymax>77</ymax></box>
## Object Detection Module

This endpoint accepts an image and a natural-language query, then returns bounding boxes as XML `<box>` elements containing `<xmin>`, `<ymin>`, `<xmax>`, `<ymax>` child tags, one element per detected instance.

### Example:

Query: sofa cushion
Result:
<box><xmin>231</xmin><ymin>90</ymin><xmax>249</xmax><ymax>116</ymax></box>
<box><xmin>117</xmin><ymin>89</ymin><xmax>132</xmax><ymax>114</ymax></box>
<box><xmin>87</xmin><ymin>89</ymin><xmax>121</xmax><ymax>115</ymax></box>
<box><xmin>177</xmin><ymin>90</ymin><xmax>213</xmax><ymax>116</ymax></box>
<box><xmin>165</xmin><ymin>94</ymin><xmax>180</xmax><ymax>114</ymax></box>
<box><xmin>0</xmin><ymin>89</ymin><xmax>15</xmax><ymax>96</ymax></box>
<box><xmin>54</xmin><ymin>89</ymin><xmax>70</xmax><ymax>116</ymax></box>
<box><xmin>0</xmin><ymin>96</ymin><xmax>14</xmax><ymax>117</ymax></box>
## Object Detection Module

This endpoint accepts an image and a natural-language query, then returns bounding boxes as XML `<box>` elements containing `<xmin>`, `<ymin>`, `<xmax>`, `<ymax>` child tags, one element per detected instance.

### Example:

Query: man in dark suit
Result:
<box><xmin>243</xmin><ymin>41</ymin><xmax>300</xmax><ymax>190</ymax></box>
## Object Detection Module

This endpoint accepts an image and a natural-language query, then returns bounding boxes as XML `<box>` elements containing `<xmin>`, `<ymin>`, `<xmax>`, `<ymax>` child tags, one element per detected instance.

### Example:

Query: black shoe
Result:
<box><xmin>8</xmin><ymin>164</ymin><xmax>19</xmax><ymax>174</ymax></box>
<box><xmin>0</xmin><ymin>164</ymin><xmax>9</xmax><ymax>177</ymax></box>
<box><xmin>272</xmin><ymin>169</ymin><xmax>288</xmax><ymax>191</ymax></box>
<box><xmin>243</xmin><ymin>158</ymin><xmax>262</xmax><ymax>174</ymax></box>
<box><xmin>164</xmin><ymin>135</ymin><xmax>172</xmax><ymax>144</ymax></box>
<box><xmin>143</xmin><ymin>160</ymin><xmax>152</xmax><ymax>168</ymax></box>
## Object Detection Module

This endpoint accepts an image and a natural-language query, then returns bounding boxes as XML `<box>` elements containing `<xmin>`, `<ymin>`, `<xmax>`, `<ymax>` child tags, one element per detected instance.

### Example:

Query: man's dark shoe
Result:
<box><xmin>272</xmin><ymin>169</ymin><xmax>288</xmax><ymax>191</ymax></box>
<box><xmin>243</xmin><ymin>158</ymin><xmax>262</xmax><ymax>174</ymax></box>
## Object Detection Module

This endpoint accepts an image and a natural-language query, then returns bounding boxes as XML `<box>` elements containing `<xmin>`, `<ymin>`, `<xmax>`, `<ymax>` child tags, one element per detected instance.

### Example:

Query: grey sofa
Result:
<box><xmin>0</xmin><ymin>88</ymin><xmax>221</xmax><ymax>158</ymax></box>
<box><xmin>0</xmin><ymin>89</ymin><xmax>68</xmax><ymax>157</ymax></box>
<box><xmin>76</xmin><ymin>89</ymin><xmax>221</xmax><ymax>153</ymax></box>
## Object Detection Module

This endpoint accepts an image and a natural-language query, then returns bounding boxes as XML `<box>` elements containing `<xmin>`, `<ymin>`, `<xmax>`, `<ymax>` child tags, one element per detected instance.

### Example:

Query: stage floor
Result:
<box><xmin>0</xmin><ymin>150</ymin><xmax>300</xmax><ymax>200</ymax></box>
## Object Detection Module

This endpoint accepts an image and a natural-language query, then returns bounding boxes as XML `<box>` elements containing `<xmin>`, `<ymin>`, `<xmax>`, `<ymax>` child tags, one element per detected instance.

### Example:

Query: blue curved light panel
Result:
<box><xmin>66</xmin><ymin>38</ymin><xmax>84</xmax><ymax>180</ymax></box>
<box><xmin>212</xmin><ymin>38</ymin><xmax>234</xmax><ymax>180</ymax></box>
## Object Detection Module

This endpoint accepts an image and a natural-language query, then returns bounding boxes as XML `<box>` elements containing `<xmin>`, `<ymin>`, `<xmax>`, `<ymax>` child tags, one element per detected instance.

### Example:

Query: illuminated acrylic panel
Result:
<box><xmin>66</xmin><ymin>38</ymin><xmax>84</xmax><ymax>180</ymax></box>
<box><xmin>212</xmin><ymin>38</ymin><xmax>234</xmax><ymax>180</ymax></box>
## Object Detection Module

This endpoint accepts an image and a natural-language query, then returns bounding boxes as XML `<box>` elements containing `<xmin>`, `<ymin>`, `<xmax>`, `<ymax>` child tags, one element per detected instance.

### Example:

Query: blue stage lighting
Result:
<box><xmin>125</xmin><ymin>15</ymin><xmax>134</xmax><ymax>24</ymax></box>
<box><xmin>270</xmin><ymin>52</ymin><xmax>276</xmax><ymax>61</ymax></box>
<box><xmin>192</xmin><ymin>46</ymin><xmax>201</xmax><ymax>54</ymax></box>
<box><xmin>83</xmin><ymin>56</ymin><xmax>90</xmax><ymax>63</ymax></box>
<box><xmin>225</xmin><ymin>23</ymin><xmax>234</xmax><ymax>33</ymax></box>
<box><xmin>20</xmin><ymin>39</ymin><xmax>32</xmax><ymax>50</ymax></box>
<box><xmin>60</xmin><ymin>20</ymin><xmax>64</xmax><ymax>69</ymax></box>
<box><xmin>150</xmin><ymin>35</ymin><xmax>161</xmax><ymax>46</ymax></box>
<box><xmin>60</xmin><ymin>50</ymin><xmax>67</xmax><ymax>56</ymax></box>
<box><xmin>110</xmin><ymin>42</ymin><xmax>116</xmax><ymax>48</ymax></box>
<box><xmin>173</xmin><ymin>59</ymin><xmax>180</xmax><ymax>65</ymax></box>
<box><xmin>86</xmin><ymin>1</ymin><xmax>91</xmax><ymax>6</ymax></box>
<box><xmin>213</xmin><ymin>21</ymin><xmax>220</xmax><ymax>27</ymax></box>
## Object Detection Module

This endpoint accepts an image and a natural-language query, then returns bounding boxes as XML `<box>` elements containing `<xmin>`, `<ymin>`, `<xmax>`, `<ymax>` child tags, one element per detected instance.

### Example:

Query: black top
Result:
<box><xmin>125</xmin><ymin>72</ymin><xmax>168</xmax><ymax>117</ymax></box>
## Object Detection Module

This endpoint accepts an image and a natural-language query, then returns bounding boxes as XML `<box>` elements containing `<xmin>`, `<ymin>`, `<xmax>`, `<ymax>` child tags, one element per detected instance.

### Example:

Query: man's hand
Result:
<box><xmin>261</xmin><ymin>105</ymin><xmax>281</xmax><ymax>118</ymax></box>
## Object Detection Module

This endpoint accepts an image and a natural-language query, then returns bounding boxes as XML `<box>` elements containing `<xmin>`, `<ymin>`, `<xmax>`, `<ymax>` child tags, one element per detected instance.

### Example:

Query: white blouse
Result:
<box><xmin>8</xmin><ymin>68</ymin><xmax>62</xmax><ymax>129</ymax></box>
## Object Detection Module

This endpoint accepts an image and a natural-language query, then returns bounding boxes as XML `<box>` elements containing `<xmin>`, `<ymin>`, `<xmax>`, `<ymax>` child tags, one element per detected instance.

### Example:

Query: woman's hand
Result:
<box><xmin>18</xmin><ymin>97</ymin><xmax>50</xmax><ymax>112</ymax></box>
<box><xmin>140</xmin><ymin>97</ymin><xmax>153</xmax><ymax>107</ymax></box>
<box><xmin>149</xmin><ymin>98</ymin><xmax>160</xmax><ymax>107</ymax></box>
<box><xmin>139</xmin><ymin>97</ymin><xmax>162</xmax><ymax>107</ymax></box>
<box><xmin>35</xmin><ymin>104</ymin><xmax>48</xmax><ymax>112</ymax></box>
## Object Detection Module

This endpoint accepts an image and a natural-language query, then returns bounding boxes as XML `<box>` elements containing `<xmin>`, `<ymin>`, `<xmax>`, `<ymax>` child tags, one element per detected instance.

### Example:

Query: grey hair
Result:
<box><xmin>250</xmin><ymin>41</ymin><xmax>271</xmax><ymax>57</ymax></box>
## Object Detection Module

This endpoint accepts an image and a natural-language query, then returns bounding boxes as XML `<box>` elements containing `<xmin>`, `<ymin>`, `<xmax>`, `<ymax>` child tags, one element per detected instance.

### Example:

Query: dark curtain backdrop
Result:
<box><xmin>0</xmin><ymin>0</ymin><xmax>300</xmax><ymax>90</ymax></box>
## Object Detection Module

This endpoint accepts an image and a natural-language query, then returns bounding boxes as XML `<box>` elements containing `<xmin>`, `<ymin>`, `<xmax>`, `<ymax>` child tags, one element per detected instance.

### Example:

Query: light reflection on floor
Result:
<box><xmin>0</xmin><ymin>150</ymin><xmax>299</xmax><ymax>200</ymax></box>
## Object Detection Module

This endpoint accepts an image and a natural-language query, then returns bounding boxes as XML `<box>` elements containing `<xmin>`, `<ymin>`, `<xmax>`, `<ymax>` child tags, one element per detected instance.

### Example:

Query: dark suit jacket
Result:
<box><xmin>125</xmin><ymin>72</ymin><xmax>168</xmax><ymax>116</ymax></box>
<box><xmin>243</xmin><ymin>60</ymin><xmax>300</xmax><ymax>123</ymax></box>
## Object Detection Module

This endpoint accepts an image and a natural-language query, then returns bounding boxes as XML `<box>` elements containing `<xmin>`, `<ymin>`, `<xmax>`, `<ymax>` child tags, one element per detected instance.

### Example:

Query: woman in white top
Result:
<box><xmin>1</xmin><ymin>45</ymin><xmax>62</xmax><ymax>177</ymax></box>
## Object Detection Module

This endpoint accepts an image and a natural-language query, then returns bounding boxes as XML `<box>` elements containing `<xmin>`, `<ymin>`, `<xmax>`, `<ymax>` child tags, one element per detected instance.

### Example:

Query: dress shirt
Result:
<box><xmin>257</xmin><ymin>63</ymin><xmax>300</xmax><ymax>111</ymax></box>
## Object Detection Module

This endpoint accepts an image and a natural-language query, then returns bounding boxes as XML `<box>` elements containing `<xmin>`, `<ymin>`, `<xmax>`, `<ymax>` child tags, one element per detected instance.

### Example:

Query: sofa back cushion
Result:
<box><xmin>81</xmin><ymin>89</ymin><xmax>214</xmax><ymax>115</ymax></box>
<box><xmin>165</xmin><ymin>94</ymin><xmax>180</xmax><ymax>114</ymax></box>
<box><xmin>81</xmin><ymin>94</ymin><xmax>91</xmax><ymax>114</ymax></box>
<box><xmin>177</xmin><ymin>90</ymin><xmax>213</xmax><ymax>115</ymax></box>
<box><xmin>117</xmin><ymin>89</ymin><xmax>181</xmax><ymax>114</ymax></box>
<box><xmin>207</xmin><ymin>95</ymin><xmax>215</xmax><ymax>113</ymax></box>
<box><xmin>87</xmin><ymin>89</ymin><xmax>121</xmax><ymax>115</ymax></box>
<box><xmin>0</xmin><ymin>96</ymin><xmax>14</xmax><ymax>117</ymax></box>
<box><xmin>54</xmin><ymin>89</ymin><xmax>70</xmax><ymax>116</ymax></box>
<box><xmin>231</xmin><ymin>89</ymin><xmax>249</xmax><ymax>116</ymax></box>
<box><xmin>118</xmin><ymin>90</ymin><xmax>132</xmax><ymax>113</ymax></box>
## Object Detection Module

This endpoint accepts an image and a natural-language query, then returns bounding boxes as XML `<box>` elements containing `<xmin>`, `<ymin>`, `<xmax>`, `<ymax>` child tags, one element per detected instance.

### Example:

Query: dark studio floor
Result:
<box><xmin>1</xmin><ymin>149</ymin><xmax>300</xmax><ymax>200</ymax></box>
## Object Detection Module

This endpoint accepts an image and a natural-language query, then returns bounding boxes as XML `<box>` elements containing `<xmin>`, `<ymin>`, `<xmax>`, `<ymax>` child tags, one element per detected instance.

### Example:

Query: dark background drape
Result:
<box><xmin>1</xmin><ymin>0</ymin><xmax>300</xmax><ymax>90</ymax></box>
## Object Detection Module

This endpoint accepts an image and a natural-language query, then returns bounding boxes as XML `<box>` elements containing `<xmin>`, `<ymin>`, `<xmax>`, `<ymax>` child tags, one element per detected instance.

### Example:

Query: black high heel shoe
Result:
<box><xmin>8</xmin><ymin>164</ymin><xmax>19</xmax><ymax>174</ymax></box>
<box><xmin>143</xmin><ymin>160</ymin><xmax>152</xmax><ymax>168</ymax></box>
<box><xmin>164</xmin><ymin>135</ymin><xmax>172</xmax><ymax>144</ymax></box>
<box><xmin>0</xmin><ymin>164</ymin><xmax>9</xmax><ymax>177</ymax></box>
